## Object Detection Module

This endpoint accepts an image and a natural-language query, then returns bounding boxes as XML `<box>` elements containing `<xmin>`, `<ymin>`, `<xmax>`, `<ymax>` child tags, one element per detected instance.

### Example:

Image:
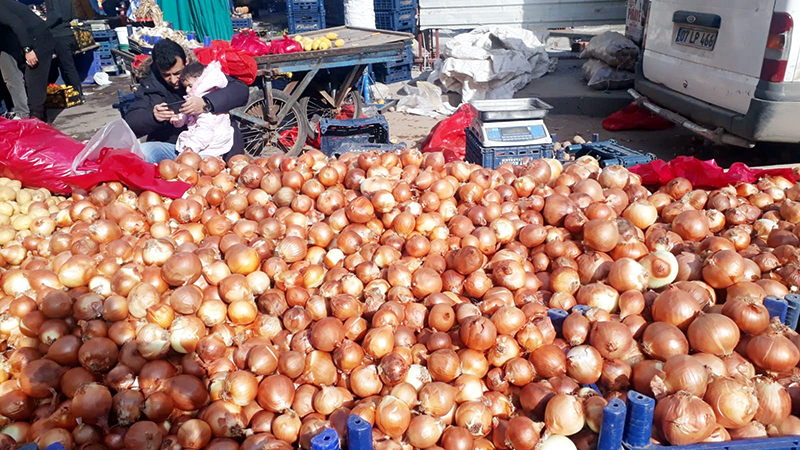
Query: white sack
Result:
<box><xmin>428</xmin><ymin>26</ymin><xmax>550</xmax><ymax>102</ymax></box>
<box><xmin>345</xmin><ymin>0</ymin><xmax>375</xmax><ymax>28</ymax></box>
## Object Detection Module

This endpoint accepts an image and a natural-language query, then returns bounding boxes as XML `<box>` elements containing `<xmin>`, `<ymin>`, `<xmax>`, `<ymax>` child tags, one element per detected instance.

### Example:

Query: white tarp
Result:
<box><xmin>397</xmin><ymin>81</ymin><xmax>457</xmax><ymax>117</ymax></box>
<box><xmin>427</xmin><ymin>26</ymin><xmax>550</xmax><ymax>102</ymax></box>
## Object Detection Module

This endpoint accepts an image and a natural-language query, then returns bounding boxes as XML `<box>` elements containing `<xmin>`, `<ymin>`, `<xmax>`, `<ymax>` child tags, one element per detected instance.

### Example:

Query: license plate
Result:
<box><xmin>675</xmin><ymin>26</ymin><xmax>718</xmax><ymax>51</ymax></box>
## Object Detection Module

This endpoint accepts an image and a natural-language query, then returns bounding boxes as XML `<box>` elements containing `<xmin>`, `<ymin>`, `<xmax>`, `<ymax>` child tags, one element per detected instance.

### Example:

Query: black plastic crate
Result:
<box><xmin>129</xmin><ymin>40</ymin><xmax>152</xmax><ymax>55</ymax></box>
<box><xmin>465</xmin><ymin>129</ymin><xmax>555</xmax><ymax>169</ymax></box>
<box><xmin>324</xmin><ymin>142</ymin><xmax>406</xmax><ymax>158</ymax></box>
<box><xmin>375</xmin><ymin>9</ymin><xmax>415</xmax><ymax>31</ymax></box>
<box><xmin>373</xmin><ymin>63</ymin><xmax>411</xmax><ymax>83</ymax></box>
<box><xmin>288</xmin><ymin>11</ymin><xmax>326</xmax><ymax>33</ymax></box>
<box><xmin>232</xmin><ymin>17</ymin><xmax>253</xmax><ymax>29</ymax></box>
<box><xmin>566</xmin><ymin>139</ymin><xmax>656</xmax><ymax>168</ymax></box>
<box><xmin>320</xmin><ymin>115</ymin><xmax>390</xmax><ymax>154</ymax></box>
<box><xmin>373</xmin><ymin>0</ymin><xmax>416</xmax><ymax>11</ymax></box>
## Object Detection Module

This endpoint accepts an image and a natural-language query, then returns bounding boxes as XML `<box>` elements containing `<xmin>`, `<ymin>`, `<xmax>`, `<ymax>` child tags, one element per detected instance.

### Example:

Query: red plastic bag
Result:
<box><xmin>194</xmin><ymin>40</ymin><xmax>258</xmax><ymax>85</ymax></box>
<box><xmin>231</xmin><ymin>30</ymin><xmax>271</xmax><ymax>56</ymax></box>
<box><xmin>603</xmin><ymin>104</ymin><xmax>674</xmax><ymax>131</ymax></box>
<box><xmin>270</xmin><ymin>35</ymin><xmax>303</xmax><ymax>55</ymax></box>
<box><xmin>630</xmin><ymin>156</ymin><xmax>797</xmax><ymax>188</ymax></box>
<box><xmin>0</xmin><ymin>118</ymin><xmax>86</xmax><ymax>194</ymax></box>
<box><xmin>421</xmin><ymin>104</ymin><xmax>475</xmax><ymax>162</ymax></box>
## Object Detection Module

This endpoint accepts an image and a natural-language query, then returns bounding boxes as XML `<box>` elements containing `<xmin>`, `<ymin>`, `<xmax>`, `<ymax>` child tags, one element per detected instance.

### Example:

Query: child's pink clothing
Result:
<box><xmin>174</xmin><ymin>62</ymin><xmax>234</xmax><ymax>158</ymax></box>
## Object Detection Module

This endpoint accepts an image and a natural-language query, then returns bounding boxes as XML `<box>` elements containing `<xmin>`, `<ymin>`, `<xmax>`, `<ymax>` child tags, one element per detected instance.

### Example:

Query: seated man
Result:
<box><xmin>125</xmin><ymin>38</ymin><xmax>249</xmax><ymax>163</ymax></box>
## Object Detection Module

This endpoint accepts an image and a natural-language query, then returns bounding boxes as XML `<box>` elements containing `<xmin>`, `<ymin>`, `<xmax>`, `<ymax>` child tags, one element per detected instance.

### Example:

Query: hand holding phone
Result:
<box><xmin>166</xmin><ymin>100</ymin><xmax>186</xmax><ymax>114</ymax></box>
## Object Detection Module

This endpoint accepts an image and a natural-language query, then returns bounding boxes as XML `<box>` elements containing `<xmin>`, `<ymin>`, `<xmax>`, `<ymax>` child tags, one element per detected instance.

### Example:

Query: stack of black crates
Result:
<box><xmin>371</xmin><ymin>0</ymin><xmax>415</xmax><ymax>83</ymax></box>
<box><xmin>287</xmin><ymin>0</ymin><xmax>327</xmax><ymax>34</ymax></box>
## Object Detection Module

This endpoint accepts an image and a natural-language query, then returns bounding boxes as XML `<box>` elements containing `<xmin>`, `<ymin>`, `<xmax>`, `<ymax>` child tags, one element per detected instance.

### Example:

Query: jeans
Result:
<box><xmin>140</xmin><ymin>142</ymin><xmax>178</xmax><ymax>164</ymax></box>
<box><xmin>0</xmin><ymin>51</ymin><xmax>29</xmax><ymax>118</ymax></box>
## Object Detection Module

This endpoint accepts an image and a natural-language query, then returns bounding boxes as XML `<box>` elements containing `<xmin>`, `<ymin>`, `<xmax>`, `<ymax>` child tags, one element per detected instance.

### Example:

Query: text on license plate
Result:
<box><xmin>675</xmin><ymin>26</ymin><xmax>718</xmax><ymax>51</ymax></box>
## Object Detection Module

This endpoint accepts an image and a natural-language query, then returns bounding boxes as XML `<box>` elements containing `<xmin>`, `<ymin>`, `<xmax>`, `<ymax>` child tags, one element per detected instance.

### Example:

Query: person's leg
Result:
<box><xmin>140</xmin><ymin>142</ymin><xmax>178</xmax><ymax>163</ymax></box>
<box><xmin>53</xmin><ymin>37</ymin><xmax>83</xmax><ymax>98</ymax></box>
<box><xmin>25</xmin><ymin>44</ymin><xmax>54</xmax><ymax>121</ymax></box>
<box><xmin>0</xmin><ymin>51</ymin><xmax>30</xmax><ymax>118</ymax></box>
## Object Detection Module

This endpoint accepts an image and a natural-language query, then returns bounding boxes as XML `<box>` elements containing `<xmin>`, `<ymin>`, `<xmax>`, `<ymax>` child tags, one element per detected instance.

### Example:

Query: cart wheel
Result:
<box><xmin>300</xmin><ymin>91</ymin><xmax>363</xmax><ymax>141</ymax></box>
<box><xmin>235</xmin><ymin>89</ymin><xmax>308</xmax><ymax>158</ymax></box>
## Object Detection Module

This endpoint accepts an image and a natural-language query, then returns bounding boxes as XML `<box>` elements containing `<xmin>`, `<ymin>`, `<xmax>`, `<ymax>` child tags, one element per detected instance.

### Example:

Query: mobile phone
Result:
<box><xmin>165</xmin><ymin>100</ymin><xmax>185</xmax><ymax>113</ymax></box>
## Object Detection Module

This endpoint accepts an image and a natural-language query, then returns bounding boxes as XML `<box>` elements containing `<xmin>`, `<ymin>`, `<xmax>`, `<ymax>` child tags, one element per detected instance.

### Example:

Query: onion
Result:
<box><xmin>642</xmin><ymin>322</ymin><xmax>688</xmax><ymax>361</ymax></box>
<box><xmin>589</xmin><ymin>321</ymin><xmax>633</xmax><ymax>359</ymax></box>
<box><xmin>753</xmin><ymin>376</ymin><xmax>792</xmax><ymax>426</ymax></box>
<box><xmin>687</xmin><ymin>313</ymin><xmax>740</xmax><ymax>357</ymax></box>
<box><xmin>544</xmin><ymin>394</ymin><xmax>584</xmax><ymax>436</ymax></box>
<box><xmin>748</xmin><ymin>324</ymin><xmax>800</xmax><ymax>373</ymax></box>
<box><xmin>655</xmin><ymin>392</ymin><xmax>716</xmax><ymax>445</ymax></box>
<box><xmin>652</xmin><ymin>354</ymin><xmax>709</xmax><ymax>398</ymax></box>
<box><xmin>703</xmin><ymin>376</ymin><xmax>758</xmax><ymax>428</ymax></box>
<box><xmin>639</xmin><ymin>251</ymin><xmax>678</xmax><ymax>289</ymax></box>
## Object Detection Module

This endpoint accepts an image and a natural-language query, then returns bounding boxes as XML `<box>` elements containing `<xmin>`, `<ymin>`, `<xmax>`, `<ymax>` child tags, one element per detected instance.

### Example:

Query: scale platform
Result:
<box><xmin>468</xmin><ymin>98</ymin><xmax>554</xmax><ymax>148</ymax></box>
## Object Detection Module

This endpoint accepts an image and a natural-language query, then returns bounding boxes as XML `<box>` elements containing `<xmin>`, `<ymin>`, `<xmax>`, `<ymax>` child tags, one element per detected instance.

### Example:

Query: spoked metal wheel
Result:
<box><xmin>235</xmin><ymin>89</ymin><xmax>308</xmax><ymax>158</ymax></box>
<box><xmin>300</xmin><ymin>90</ymin><xmax>363</xmax><ymax>141</ymax></box>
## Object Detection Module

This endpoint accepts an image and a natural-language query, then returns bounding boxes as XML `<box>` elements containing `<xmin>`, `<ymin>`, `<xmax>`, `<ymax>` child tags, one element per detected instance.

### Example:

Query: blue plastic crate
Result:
<box><xmin>375</xmin><ymin>9</ymin><xmax>415</xmax><ymax>31</ymax></box>
<box><xmin>98</xmin><ymin>39</ymin><xmax>120</xmax><ymax>51</ymax></box>
<box><xmin>465</xmin><ymin>128</ymin><xmax>555</xmax><ymax>169</ymax></box>
<box><xmin>319</xmin><ymin>115</ymin><xmax>389</xmax><ymax>154</ymax></box>
<box><xmin>128</xmin><ymin>40</ymin><xmax>152</xmax><ymax>55</ymax></box>
<box><xmin>388</xmin><ymin>41</ymin><xmax>413</xmax><ymax>66</ymax></box>
<box><xmin>786</xmin><ymin>293</ymin><xmax>800</xmax><ymax>330</ymax></box>
<box><xmin>95</xmin><ymin>48</ymin><xmax>112</xmax><ymax>59</ymax></box>
<box><xmin>566</xmin><ymin>137</ymin><xmax>656</xmax><ymax>168</ymax></box>
<box><xmin>373</xmin><ymin>62</ymin><xmax>411</xmax><ymax>83</ymax></box>
<box><xmin>113</xmin><ymin>91</ymin><xmax>136</xmax><ymax>119</ymax></box>
<box><xmin>288</xmin><ymin>12</ymin><xmax>326</xmax><ymax>33</ymax></box>
<box><xmin>231</xmin><ymin>17</ymin><xmax>253</xmax><ymax>29</ymax></box>
<box><xmin>287</xmin><ymin>0</ymin><xmax>324</xmax><ymax>14</ymax></box>
<box><xmin>91</xmin><ymin>29</ymin><xmax>117</xmax><ymax>39</ymax></box>
<box><xmin>373</xmin><ymin>0</ymin><xmax>416</xmax><ymax>11</ymax></box>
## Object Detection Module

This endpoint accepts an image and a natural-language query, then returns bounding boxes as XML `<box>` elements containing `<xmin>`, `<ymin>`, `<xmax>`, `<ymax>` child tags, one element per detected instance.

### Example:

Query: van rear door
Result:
<box><xmin>643</xmin><ymin>0</ymin><xmax>775</xmax><ymax>114</ymax></box>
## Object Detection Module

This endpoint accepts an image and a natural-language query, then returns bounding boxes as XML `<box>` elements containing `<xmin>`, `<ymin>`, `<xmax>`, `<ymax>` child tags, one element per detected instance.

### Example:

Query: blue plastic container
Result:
<box><xmin>311</xmin><ymin>428</ymin><xmax>340</xmax><ymax>450</ymax></box>
<box><xmin>347</xmin><ymin>415</ymin><xmax>373</xmax><ymax>450</ymax></box>
<box><xmin>231</xmin><ymin>17</ymin><xmax>253</xmax><ymax>30</ymax></box>
<box><xmin>566</xmin><ymin>139</ymin><xmax>656</xmax><ymax>168</ymax></box>
<box><xmin>288</xmin><ymin>11</ymin><xmax>326</xmax><ymax>34</ymax></box>
<box><xmin>547</xmin><ymin>308</ymin><xmax>568</xmax><ymax>335</ymax></box>
<box><xmin>373</xmin><ymin>0</ymin><xmax>416</xmax><ymax>11</ymax></box>
<box><xmin>287</xmin><ymin>0</ymin><xmax>324</xmax><ymax>14</ymax></box>
<box><xmin>375</xmin><ymin>9</ymin><xmax>415</xmax><ymax>31</ymax></box>
<box><xmin>372</xmin><ymin>62</ymin><xmax>412</xmax><ymax>84</ymax></box>
<box><xmin>765</xmin><ymin>296</ymin><xmax>789</xmax><ymax>324</ymax></box>
<box><xmin>786</xmin><ymin>293</ymin><xmax>800</xmax><ymax>330</ymax></box>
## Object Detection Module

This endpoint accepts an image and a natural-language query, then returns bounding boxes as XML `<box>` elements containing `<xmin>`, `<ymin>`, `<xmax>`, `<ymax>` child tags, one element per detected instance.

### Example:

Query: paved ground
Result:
<box><xmin>49</xmin><ymin>59</ymin><xmax>800</xmax><ymax>169</ymax></box>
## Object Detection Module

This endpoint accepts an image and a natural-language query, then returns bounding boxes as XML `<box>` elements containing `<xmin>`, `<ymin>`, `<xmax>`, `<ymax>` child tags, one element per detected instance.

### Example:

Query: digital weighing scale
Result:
<box><xmin>468</xmin><ymin>98</ymin><xmax>555</xmax><ymax>148</ymax></box>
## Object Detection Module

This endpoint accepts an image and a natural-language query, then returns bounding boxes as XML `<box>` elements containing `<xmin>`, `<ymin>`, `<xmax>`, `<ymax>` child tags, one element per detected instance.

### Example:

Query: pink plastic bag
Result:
<box><xmin>630</xmin><ymin>156</ymin><xmax>797</xmax><ymax>188</ymax></box>
<box><xmin>421</xmin><ymin>104</ymin><xmax>475</xmax><ymax>162</ymax></box>
<box><xmin>603</xmin><ymin>104</ymin><xmax>673</xmax><ymax>131</ymax></box>
<box><xmin>0</xmin><ymin>118</ymin><xmax>86</xmax><ymax>194</ymax></box>
<box><xmin>270</xmin><ymin>35</ymin><xmax>303</xmax><ymax>55</ymax></box>
<box><xmin>231</xmin><ymin>30</ymin><xmax>272</xmax><ymax>56</ymax></box>
<box><xmin>194</xmin><ymin>40</ymin><xmax>258</xmax><ymax>85</ymax></box>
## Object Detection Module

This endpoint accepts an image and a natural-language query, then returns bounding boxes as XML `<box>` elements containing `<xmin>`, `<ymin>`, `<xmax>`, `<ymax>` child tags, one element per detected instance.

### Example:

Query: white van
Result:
<box><xmin>631</xmin><ymin>0</ymin><xmax>800</xmax><ymax>147</ymax></box>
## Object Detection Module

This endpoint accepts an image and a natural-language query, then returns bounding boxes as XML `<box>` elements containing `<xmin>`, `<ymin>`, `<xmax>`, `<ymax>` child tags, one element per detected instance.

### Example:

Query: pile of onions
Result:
<box><xmin>0</xmin><ymin>149</ymin><xmax>799</xmax><ymax>449</ymax></box>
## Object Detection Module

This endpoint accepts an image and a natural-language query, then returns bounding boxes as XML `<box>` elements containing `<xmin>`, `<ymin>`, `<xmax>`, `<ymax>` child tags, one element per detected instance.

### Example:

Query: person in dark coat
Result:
<box><xmin>45</xmin><ymin>0</ymin><xmax>84</xmax><ymax>99</ymax></box>
<box><xmin>125</xmin><ymin>38</ymin><xmax>249</xmax><ymax>163</ymax></box>
<box><xmin>0</xmin><ymin>0</ymin><xmax>55</xmax><ymax>121</ymax></box>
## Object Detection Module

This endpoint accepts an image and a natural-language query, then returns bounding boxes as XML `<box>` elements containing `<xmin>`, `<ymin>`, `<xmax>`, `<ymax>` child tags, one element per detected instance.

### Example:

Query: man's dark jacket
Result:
<box><xmin>125</xmin><ymin>66</ymin><xmax>250</xmax><ymax>155</ymax></box>
<box><xmin>0</xmin><ymin>0</ymin><xmax>52</xmax><ymax>51</ymax></box>
<box><xmin>45</xmin><ymin>0</ymin><xmax>77</xmax><ymax>38</ymax></box>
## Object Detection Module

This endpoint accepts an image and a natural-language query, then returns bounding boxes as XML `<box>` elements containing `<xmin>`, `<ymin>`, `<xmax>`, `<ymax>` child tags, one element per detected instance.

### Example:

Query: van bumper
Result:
<box><xmin>634</xmin><ymin>74</ymin><xmax>800</xmax><ymax>144</ymax></box>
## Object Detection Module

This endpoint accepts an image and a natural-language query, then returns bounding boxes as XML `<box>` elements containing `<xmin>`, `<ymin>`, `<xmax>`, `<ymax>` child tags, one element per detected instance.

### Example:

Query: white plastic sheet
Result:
<box><xmin>428</xmin><ymin>26</ymin><xmax>550</xmax><ymax>102</ymax></box>
<box><xmin>72</xmin><ymin>120</ymin><xmax>144</xmax><ymax>174</ymax></box>
<box><xmin>396</xmin><ymin>81</ymin><xmax>456</xmax><ymax>117</ymax></box>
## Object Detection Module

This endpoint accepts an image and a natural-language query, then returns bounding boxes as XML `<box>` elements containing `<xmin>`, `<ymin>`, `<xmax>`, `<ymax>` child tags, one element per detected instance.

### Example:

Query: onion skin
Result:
<box><xmin>655</xmin><ymin>392</ymin><xmax>716</xmax><ymax>445</ymax></box>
